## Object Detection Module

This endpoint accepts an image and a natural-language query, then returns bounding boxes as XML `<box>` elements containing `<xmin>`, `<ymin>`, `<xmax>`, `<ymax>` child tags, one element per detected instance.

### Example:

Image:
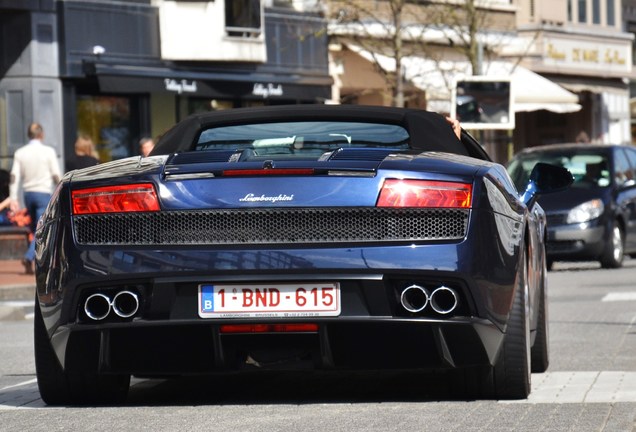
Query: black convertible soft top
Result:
<box><xmin>152</xmin><ymin>105</ymin><xmax>488</xmax><ymax>160</ymax></box>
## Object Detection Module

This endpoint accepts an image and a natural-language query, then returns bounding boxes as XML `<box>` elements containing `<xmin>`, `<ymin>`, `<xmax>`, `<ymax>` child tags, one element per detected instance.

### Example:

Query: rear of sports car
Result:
<box><xmin>33</xmin><ymin>109</ymin><xmax>533</xmax><ymax>404</ymax></box>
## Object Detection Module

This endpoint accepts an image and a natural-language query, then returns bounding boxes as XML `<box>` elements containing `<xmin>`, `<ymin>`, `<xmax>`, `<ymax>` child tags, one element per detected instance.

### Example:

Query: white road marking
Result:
<box><xmin>0</xmin><ymin>378</ymin><xmax>37</xmax><ymax>392</ymax></box>
<box><xmin>0</xmin><ymin>301</ymin><xmax>33</xmax><ymax>307</ymax></box>
<box><xmin>602</xmin><ymin>292</ymin><xmax>636</xmax><ymax>302</ymax></box>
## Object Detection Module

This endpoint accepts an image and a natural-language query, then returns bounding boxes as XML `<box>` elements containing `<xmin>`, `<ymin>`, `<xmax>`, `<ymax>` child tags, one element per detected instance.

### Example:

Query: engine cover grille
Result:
<box><xmin>73</xmin><ymin>208</ymin><xmax>469</xmax><ymax>246</ymax></box>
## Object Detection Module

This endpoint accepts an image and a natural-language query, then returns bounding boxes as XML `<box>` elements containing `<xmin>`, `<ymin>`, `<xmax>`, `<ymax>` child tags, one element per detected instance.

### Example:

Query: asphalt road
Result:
<box><xmin>1</xmin><ymin>260</ymin><xmax>635</xmax><ymax>431</ymax></box>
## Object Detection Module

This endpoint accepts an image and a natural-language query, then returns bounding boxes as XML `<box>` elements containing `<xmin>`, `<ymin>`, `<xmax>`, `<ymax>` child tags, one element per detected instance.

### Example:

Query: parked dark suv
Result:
<box><xmin>508</xmin><ymin>143</ymin><xmax>636</xmax><ymax>269</ymax></box>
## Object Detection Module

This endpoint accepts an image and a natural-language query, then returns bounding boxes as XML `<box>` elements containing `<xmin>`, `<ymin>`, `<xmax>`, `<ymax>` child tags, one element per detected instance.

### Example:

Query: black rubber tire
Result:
<box><xmin>34</xmin><ymin>299</ymin><xmax>130</xmax><ymax>405</ymax></box>
<box><xmin>34</xmin><ymin>299</ymin><xmax>71</xmax><ymax>405</ymax></box>
<box><xmin>485</xmin><ymin>249</ymin><xmax>532</xmax><ymax>399</ymax></box>
<box><xmin>600</xmin><ymin>220</ymin><xmax>624</xmax><ymax>269</ymax></box>
<box><xmin>530</xmin><ymin>249</ymin><xmax>550</xmax><ymax>373</ymax></box>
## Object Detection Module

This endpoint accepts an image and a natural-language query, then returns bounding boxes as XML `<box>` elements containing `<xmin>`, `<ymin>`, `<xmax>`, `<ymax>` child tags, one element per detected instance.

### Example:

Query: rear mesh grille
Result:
<box><xmin>73</xmin><ymin>208</ymin><xmax>469</xmax><ymax>246</ymax></box>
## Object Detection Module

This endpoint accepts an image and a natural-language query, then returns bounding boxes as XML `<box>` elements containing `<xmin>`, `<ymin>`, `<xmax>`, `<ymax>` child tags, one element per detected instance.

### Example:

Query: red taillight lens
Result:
<box><xmin>377</xmin><ymin>180</ymin><xmax>472</xmax><ymax>208</ymax></box>
<box><xmin>219</xmin><ymin>323</ymin><xmax>319</xmax><ymax>334</ymax></box>
<box><xmin>72</xmin><ymin>183</ymin><xmax>160</xmax><ymax>215</ymax></box>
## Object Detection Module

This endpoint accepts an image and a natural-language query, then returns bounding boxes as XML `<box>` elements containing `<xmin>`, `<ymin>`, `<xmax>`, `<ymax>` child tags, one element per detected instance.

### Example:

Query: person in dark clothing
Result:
<box><xmin>67</xmin><ymin>134</ymin><xmax>99</xmax><ymax>171</ymax></box>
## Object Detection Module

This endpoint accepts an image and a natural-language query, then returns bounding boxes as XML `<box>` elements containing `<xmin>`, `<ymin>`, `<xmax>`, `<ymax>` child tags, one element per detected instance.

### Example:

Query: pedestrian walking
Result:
<box><xmin>9</xmin><ymin>122</ymin><xmax>61</xmax><ymax>274</ymax></box>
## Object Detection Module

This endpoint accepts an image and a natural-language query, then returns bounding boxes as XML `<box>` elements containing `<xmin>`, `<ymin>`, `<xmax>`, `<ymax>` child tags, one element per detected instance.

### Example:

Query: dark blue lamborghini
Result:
<box><xmin>33</xmin><ymin>105</ymin><xmax>571</xmax><ymax>404</ymax></box>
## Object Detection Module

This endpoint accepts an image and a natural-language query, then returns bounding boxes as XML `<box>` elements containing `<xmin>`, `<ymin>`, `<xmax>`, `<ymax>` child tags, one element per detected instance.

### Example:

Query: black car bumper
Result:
<box><xmin>50</xmin><ymin>317</ymin><xmax>503</xmax><ymax>376</ymax></box>
<box><xmin>546</xmin><ymin>223</ymin><xmax>605</xmax><ymax>260</ymax></box>
<box><xmin>42</xmin><ymin>265</ymin><xmax>511</xmax><ymax>376</ymax></box>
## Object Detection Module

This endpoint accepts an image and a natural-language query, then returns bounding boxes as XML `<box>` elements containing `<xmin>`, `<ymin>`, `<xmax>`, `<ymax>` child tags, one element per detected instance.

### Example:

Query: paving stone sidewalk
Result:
<box><xmin>0</xmin><ymin>260</ymin><xmax>35</xmax><ymax>320</ymax></box>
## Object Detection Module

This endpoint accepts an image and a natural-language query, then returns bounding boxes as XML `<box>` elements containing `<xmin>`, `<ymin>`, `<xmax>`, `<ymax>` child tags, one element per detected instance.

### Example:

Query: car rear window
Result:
<box><xmin>195</xmin><ymin>121</ymin><xmax>410</xmax><ymax>156</ymax></box>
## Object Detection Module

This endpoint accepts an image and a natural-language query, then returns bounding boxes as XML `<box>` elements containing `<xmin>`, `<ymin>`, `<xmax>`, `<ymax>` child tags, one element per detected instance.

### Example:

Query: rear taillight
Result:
<box><xmin>377</xmin><ymin>180</ymin><xmax>472</xmax><ymax>208</ymax></box>
<box><xmin>72</xmin><ymin>183</ymin><xmax>160</xmax><ymax>215</ymax></box>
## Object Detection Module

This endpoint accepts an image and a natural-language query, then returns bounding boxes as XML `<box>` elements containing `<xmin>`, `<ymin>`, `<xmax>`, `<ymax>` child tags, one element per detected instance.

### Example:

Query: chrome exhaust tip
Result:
<box><xmin>400</xmin><ymin>285</ymin><xmax>429</xmax><ymax>313</ymax></box>
<box><xmin>112</xmin><ymin>290</ymin><xmax>139</xmax><ymax>318</ymax></box>
<box><xmin>430</xmin><ymin>286</ymin><xmax>458</xmax><ymax>315</ymax></box>
<box><xmin>84</xmin><ymin>293</ymin><xmax>111</xmax><ymax>321</ymax></box>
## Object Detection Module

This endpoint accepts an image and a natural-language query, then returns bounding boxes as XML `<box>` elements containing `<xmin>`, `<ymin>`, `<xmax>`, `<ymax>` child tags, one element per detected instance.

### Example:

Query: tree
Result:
<box><xmin>328</xmin><ymin>0</ymin><xmax>428</xmax><ymax>107</ymax></box>
<box><xmin>327</xmin><ymin>0</ymin><xmax>516</xmax><ymax>108</ymax></box>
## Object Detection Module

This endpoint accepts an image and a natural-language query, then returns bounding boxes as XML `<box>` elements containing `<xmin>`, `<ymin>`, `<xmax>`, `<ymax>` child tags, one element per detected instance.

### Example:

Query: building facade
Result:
<box><xmin>623</xmin><ymin>0</ymin><xmax>636</xmax><ymax>142</ymax></box>
<box><xmin>327</xmin><ymin>0</ymin><xmax>635</xmax><ymax>163</ymax></box>
<box><xmin>510</xmin><ymin>0</ymin><xmax>634</xmax><ymax>152</ymax></box>
<box><xmin>0</xmin><ymin>0</ymin><xmax>331</xmax><ymax>172</ymax></box>
<box><xmin>0</xmin><ymin>0</ymin><xmax>62</xmax><ymax>173</ymax></box>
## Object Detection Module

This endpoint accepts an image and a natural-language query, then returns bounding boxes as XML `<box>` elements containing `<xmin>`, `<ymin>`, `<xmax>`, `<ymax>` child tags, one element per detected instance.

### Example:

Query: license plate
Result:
<box><xmin>198</xmin><ymin>282</ymin><xmax>341</xmax><ymax>318</ymax></box>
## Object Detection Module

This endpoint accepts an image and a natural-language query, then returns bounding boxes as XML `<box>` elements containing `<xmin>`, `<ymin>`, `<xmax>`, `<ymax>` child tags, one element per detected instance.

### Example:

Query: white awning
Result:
<box><xmin>345</xmin><ymin>45</ymin><xmax>582</xmax><ymax>114</ymax></box>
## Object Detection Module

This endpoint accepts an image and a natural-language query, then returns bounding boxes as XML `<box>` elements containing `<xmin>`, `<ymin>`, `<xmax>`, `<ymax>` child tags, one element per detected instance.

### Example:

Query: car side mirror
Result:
<box><xmin>521</xmin><ymin>162</ymin><xmax>573</xmax><ymax>208</ymax></box>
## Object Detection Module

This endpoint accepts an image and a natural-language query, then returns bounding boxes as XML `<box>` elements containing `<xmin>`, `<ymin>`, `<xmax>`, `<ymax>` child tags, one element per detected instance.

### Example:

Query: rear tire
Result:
<box><xmin>484</xmin><ymin>249</ymin><xmax>532</xmax><ymax>399</ymax></box>
<box><xmin>600</xmin><ymin>220</ymin><xmax>624</xmax><ymax>269</ymax></box>
<box><xmin>34</xmin><ymin>299</ymin><xmax>130</xmax><ymax>405</ymax></box>
<box><xmin>34</xmin><ymin>299</ymin><xmax>71</xmax><ymax>405</ymax></box>
<box><xmin>530</xmin><ymin>249</ymin><xmax>549</xmax><ymax>373</ymax></box>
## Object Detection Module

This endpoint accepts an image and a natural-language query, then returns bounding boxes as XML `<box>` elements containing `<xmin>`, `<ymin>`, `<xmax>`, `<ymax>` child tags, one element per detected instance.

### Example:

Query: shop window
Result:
<box><xmin>76</xmin><ymin>95</ymin><xmax>137</xmax><ymax>163</ymax></box>
<box><xmin>188</xmin><ymin>99</ymin><xmax>235</xmax><ymax>115</ymax></box>
<box><xmin>225</xmin><ymin>0</ymin><xmax>262</xmax><ymax>37</ymax></box>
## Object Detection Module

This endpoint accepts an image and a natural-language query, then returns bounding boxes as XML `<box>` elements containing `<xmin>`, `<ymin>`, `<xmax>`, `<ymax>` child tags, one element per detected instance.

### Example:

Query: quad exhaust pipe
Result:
<box><xmin>429</xmin><ymin>286</ymin><xmax>458</xmax><ymax>315</ymax></box>
<box><xmin>400</xmin><ymin>285</ymin><xmax>430</xmax><ymax>313</ymax></box>
<box><xmin>400</xmin><ymin>285</ymin><xmax>458</xmax><ymax>315</ymax></box>
<box><xmin>84</xmin><ymin>290</ymin><xmax>140</xmax><ymax>321</ymax></box>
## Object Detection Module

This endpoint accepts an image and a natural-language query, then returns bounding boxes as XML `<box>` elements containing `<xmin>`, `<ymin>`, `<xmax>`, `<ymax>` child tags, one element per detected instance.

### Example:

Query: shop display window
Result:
<box><xmin>77</xmin><ymin>95</ymin><xmax>137</xmax><ymax>162</ymax></box>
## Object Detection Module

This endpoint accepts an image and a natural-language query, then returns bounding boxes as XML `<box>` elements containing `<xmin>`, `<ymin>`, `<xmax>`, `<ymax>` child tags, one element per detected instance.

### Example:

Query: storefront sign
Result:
<box><xmin>164</xmin><ymin>79</ymin><xmax>198</xmax><ymax>94</ymax></box>
<box><xmin>253</xmin><ymin>83</ymin><xmax>284</xmax><ymax>98</ymax></box>
<box><xmin>543</xmin><ymin>37</ymin><xmax>631</xmax><ymax>73</ymax></box>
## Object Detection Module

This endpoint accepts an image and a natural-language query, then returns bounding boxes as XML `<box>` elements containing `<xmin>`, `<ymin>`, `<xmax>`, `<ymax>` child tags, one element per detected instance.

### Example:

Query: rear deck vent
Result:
<box><xmin>73</xmin><ymin>208</ymin><xmax>469</xmax><ymax>246</ymax></box>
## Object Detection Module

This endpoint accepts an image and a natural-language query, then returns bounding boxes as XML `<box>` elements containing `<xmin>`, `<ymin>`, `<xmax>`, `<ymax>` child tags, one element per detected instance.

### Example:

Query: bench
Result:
<box><xmin>0</xmin><ymin>225</ymin><xmax>31</xmax><ymax>260</ymax></box>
